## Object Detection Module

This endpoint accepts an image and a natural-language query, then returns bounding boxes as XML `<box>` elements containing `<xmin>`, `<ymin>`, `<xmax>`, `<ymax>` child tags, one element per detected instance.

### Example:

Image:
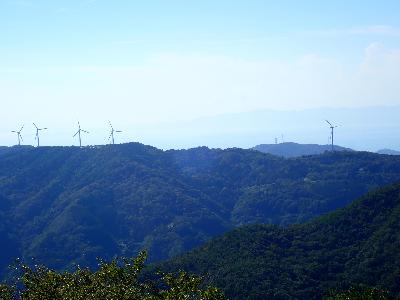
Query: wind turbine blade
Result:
<box><xmin>20</xmin><ymin>125</ymin><xmax>24</xmax><ymax>132</ymax></box>
<box><xmin>33</xmin><ymin>123</ymin><xmax>38</xmax><ymax>129</ymax></box>
<box><xmin>108</xmin><ymin>133</ymin><xmax>113</xmax><ymax>140</ymax></box>
<box><xmin>11</xmin><ymin>131</ymin><xmax>16</xmax><ymax>133</ymax></box>
<box><xmin>116</xmin><ymin>130</ymin><xmax>122</xmax><ymax>133</ymax></box>
<box><xmin>20</xmin><ymin>134</ymin><xmax>23</xmax><ymax>142</ymax></box>
<box><xmin>73</xmin><ymin>131</ymin><xmax>79</xmax><ymax>137</ymax></box>
<box><xmin>42</xmin><ymin>128</ymin><xmax>48</xmax><ymax>130</ymax></box>
<box><xmin>109</xmin><ymin>121</ymin><xmax>113</xmax><ymax>129</ymax></box>
<box><xmin>82</xmin><ymin>130</ymin><xmax>89</xmax><ymax>133</ymax></box>
<box><xmin>325</xmin><ymin>120</ymin><xmax>333</xmax><ymax>127</ymax></box>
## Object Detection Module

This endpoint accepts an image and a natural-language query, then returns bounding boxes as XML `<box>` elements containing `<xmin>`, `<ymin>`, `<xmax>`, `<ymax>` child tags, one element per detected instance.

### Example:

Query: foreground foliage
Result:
<box><xmin>0</xmin><ymin>251</ymin><xmax>225</xmax><ymax>300</ymax></box>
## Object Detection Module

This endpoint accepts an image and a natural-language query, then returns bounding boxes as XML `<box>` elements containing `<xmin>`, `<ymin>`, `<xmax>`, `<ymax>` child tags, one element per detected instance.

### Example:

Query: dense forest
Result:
<box><xmin>1</xmin><ymin>143</ymin><xmax>400</xmax><ymax>280</ymax></box>
<box><xmin>157</xmin><ymin>183</ymin><xmax>400</xmax><ymax>299</ymax></box>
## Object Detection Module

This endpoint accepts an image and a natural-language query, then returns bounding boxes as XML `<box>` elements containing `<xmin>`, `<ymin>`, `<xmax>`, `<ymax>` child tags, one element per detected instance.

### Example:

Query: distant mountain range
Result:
<box><xmin>377</xmin><ymin>148</ymin><xmax>400</xmax><ymax>155</ymax></box>
<box><xmin>1</xmin><ymin>143</ymin><xmax>400</xmax><ymax>282</ymax></box>
<box><xmin>159</xmin><ymin>182</ymin><xmax>400</xmax><ymax>299</ymax></box>
<box><xmin>252</xmin><ymin>142</ymin><xmax>353</xmax><ymax>157</ymax></box>
<box><xmin>252</xmin><ymin>142</ymin><xmax>400</xmax><ymax>158</ymax></box>
<box><xmin>121</xmin><ymin>105</ymin><xmax>400</xmax><ymax>151</ymax></box>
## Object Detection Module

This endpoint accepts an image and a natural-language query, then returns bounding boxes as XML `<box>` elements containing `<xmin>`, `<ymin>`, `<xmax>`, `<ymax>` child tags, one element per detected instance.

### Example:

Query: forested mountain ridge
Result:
<box><xmin>158</xmin><ymin>183</ymin><xmax>400</xmax><ymax>300</ymax></box>
<box><xmin>1</xmin><ymin>143</ymin><xmax>400</xmax><ymax>279</ymax></box>
<box><xmin>252</xmin><ymin>142</ymin><xmax>353</xmax><ymax>157</ymax></box>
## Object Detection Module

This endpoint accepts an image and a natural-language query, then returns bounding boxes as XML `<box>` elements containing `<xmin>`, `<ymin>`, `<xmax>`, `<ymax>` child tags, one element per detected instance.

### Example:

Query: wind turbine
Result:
<box><xmin>73</xmin><ymin>122</ymin><xmax>89</xmax><ymax>147</ymax></box>
<box><xmin>325</xmin><ymin>120</ymin><xmax>338</xmax><ymax>151</ymax></box>
<box><xmin>11</xmin><ymin>125</ymin><xmax>24</xmax><ymax>146</ymax></box>
<box><xmin>108</xmin><ymin>121</ymin><xmax>122</xmax><ymax>145</ymax></box>
<box><xmin>33</xmin><ymin>123</ymin><xmax>47</xmax><ymax>147</ymax></box>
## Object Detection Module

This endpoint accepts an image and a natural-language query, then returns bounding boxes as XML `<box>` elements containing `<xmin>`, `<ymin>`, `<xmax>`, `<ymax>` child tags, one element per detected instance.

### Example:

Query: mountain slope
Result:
<box><xmin>159</xmin><ymin>183</ymin><xmax>400</xmax><ymax>300</ymax></box>
<box><xmin>1</xmin><ymin>143</ymin><xmax>400</xmax><ymax>279</ymax></box>
<box><xmin>0</xmin><ymin>143</ymin><xmax>231</xmax><ymax>273</ymax></box>
<box><xmin>252</xmin><ymin>142</ymin><xmax>353</xmax><ymax>157</ymax></box>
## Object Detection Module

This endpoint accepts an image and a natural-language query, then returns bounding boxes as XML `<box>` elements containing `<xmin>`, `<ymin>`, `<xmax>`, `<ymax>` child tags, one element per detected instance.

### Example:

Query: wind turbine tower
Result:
<box><xmin>73</xmin><ymin>122</ymin><xmax>89</xmax><ymax>147</ymax></box>
<box><xmin>11</xmin><ymin>125</ymin><xmax>24</xmax><ymax>146</ymax></box>
<box><xmin>33</xmin><ymin>123</ymin><xmax>47</xmax><ymax>147</ymax></box>
<box><xmin>325</xmin><ymin>120</ymin><xmax>338</xmax><ymax>151</ymax></box>
<box><xmin>108</xmin><ymin>121</ymin><xmax>122</xmax><ymax>145</ymax></box>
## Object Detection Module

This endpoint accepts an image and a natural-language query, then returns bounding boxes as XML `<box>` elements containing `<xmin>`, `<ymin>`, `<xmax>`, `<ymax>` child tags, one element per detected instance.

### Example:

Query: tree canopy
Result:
<box><xmin>0</xmin><ymin>251</ymin><xmax>225</xmax><ymax>300</ymax></box>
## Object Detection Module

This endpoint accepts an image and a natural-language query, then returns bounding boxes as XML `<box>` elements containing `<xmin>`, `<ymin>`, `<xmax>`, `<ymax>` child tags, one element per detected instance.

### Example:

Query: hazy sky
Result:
<box><xmin>0</xmin><ymin>1</ymin><xmax>399</xmax><ymax>147</ymax></box>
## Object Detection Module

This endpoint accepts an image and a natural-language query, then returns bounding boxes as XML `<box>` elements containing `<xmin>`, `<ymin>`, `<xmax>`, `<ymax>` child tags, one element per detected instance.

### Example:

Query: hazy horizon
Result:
<box><xmin>1</xmin><ymin>105</ymin><xmax>399</xmax><ymax>152</ymax></box>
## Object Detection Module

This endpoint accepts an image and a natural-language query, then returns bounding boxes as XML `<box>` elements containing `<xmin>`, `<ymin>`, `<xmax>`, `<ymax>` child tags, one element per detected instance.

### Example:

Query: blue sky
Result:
<box><xmin>1</xmin><ymin>0</ymin><xmax>400</xmax><ymax>148</ymax></box>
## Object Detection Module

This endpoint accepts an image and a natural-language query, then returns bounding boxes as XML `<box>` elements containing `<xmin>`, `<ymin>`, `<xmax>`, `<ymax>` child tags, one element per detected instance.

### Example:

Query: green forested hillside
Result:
<box><xmin>1</xmin><ymin>143</ymin><xmax>400</xmax><ymax>279</ymax></box>
<box><xmin>158</xmin><ymin>183</ymin><xmax>400</xmax><ymax>300</ymax></box>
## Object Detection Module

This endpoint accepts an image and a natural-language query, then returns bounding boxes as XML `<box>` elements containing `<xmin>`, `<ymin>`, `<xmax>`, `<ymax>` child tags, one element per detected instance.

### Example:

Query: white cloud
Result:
<box><xmin>0</xmin><ymin>44</ymin><xmax>399</xmax><ymax>131</ymax></box>
<box><xmin>354</xmin><ymin>43</ymin><xmax>400</xmax><ymax>103</ymax></box>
